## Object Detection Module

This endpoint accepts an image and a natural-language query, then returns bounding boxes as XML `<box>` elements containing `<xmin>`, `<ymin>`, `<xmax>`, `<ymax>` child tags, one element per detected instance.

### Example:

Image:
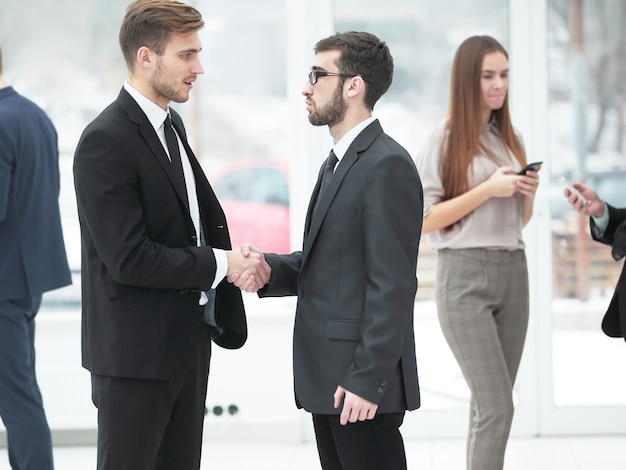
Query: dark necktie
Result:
<box><xmin>163</xmin><ymin>114</ymin><xmax>188</xmax><ymax>204</ymax></box>
<box><xmin>314</xmin><ymin>150</ymin><xmax>338</xmax><ymax>214</ymax></box>
<box><xmin>319</xmin><ymin>150</ymin><xmax>338</xmax><ymax>195</ymax></box>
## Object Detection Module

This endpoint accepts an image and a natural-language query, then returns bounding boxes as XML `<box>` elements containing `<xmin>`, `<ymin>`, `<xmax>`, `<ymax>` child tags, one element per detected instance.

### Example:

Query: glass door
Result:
<box><xmin>540</xmin><ymin>0</ymin><xmax>626</xmax><ymax>434</ymax></box>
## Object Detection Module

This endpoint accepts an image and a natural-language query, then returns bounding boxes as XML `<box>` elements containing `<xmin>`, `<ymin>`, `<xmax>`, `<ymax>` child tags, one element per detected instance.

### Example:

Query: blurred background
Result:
<box><xmin>1</xmin><ymin>0</ymin><xmax>625</xmax><ymax>446</ymax></box>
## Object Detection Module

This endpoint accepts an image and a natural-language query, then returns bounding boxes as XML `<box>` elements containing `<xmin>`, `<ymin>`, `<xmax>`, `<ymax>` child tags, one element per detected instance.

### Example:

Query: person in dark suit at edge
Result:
<box><xmin>234</xmin><ymin>31</ymin><xmax>423</xmax><ymax>470</ymax></box>
<box><xmin>564</xmin><ymin>181</ymin><xmax>626</xmax><ymax>341</ymax></box>
<box><xmin>73</xmin><ymin>1</ymin><xmax>270</xmax><ymax>469</ymax></box>
<box><xmin>0</xmin><ymin>44</ymin><xmax>72</xmax><ymax>470</ymax></box>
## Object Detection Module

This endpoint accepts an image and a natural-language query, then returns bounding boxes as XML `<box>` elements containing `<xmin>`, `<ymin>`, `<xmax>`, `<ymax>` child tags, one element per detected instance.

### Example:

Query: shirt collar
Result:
<box><xmin>123</xmin><ymin>81</ymin><xmax>170</xmax><ymax>132</ymax></box>
<box><xmin>332</xmin><ymin>116</ymin><xmax>377</xmax><ymax>162</ymax></box>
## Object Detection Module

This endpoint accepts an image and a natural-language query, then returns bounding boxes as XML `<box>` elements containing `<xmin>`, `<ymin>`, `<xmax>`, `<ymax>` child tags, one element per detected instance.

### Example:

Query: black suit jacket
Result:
<box><xmin>260</xmin><ymin>120</ymin><xmax>423</xmax><ymax>414</ymax></box>
<box><xmin>591</xmin><ymin>203</ymin><xmax>626</xmax><ymax>341</ymax></box>
<box><xmin>74</xmin><ymin>88</ymin><xmax>246</xmax><ymax>380</ymax></box>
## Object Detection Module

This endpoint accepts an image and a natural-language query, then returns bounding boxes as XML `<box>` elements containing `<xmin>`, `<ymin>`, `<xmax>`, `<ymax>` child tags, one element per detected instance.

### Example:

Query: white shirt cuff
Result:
<box><xmin>212</xmin><ymin>248</ymin><xmax>227</xmax><ymax>288</ymax></box>
<box><xmin>591</xmin><ymin>202</ymin><xmax>610</xmax><ymax>236</ymax></box>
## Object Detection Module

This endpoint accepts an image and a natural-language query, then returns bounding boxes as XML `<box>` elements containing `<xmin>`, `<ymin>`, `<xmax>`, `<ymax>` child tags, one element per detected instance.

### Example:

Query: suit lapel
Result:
<box><xmin>171</xmin><ymin>112</ymin><xmax>231</xmax><ymax>250</ymax></box>
<box><xmin>117</xmin><ymin>89</ymin><xmax>191</xmax><ymax>214</ymax></box>
<box><xmin>302</xmin><ymin>120</ymin><xmax>383</xmax><ymax>266</ymax></box>
<box><xmin>303</xmin><ymin>149</ymin><xmax>357</xmax><ymax>261</ymax></box>
<box><xmin>304</xmin><ymin>165</ymin><xmax>325</xmax><ymax>235</ymax></box>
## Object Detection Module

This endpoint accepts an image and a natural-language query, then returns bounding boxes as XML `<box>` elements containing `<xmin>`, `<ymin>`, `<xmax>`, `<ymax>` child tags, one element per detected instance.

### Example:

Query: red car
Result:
<box><xmin>210</xmin><ymin>159</ymin><xmax>290</xmax><ymax>253</ymax></box>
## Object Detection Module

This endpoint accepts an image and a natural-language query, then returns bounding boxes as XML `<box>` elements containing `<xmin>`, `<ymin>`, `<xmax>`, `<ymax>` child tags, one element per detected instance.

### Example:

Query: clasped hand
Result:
<box><xmin>225</xmin><ymin>244</ymin><xmax>271</xmax><ymax>293</ymax></box>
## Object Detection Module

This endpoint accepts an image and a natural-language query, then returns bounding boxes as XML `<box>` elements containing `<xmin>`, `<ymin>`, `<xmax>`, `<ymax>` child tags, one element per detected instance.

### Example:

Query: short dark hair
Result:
<box><xmin>314</xmin><ymin>31</ymin><xmax>393</xmax><ymax>110</ymax></box>
<box><xmin>119</xmin><ymin>0</ymin><xmax>204</xmax><ymax>71</ymax></box>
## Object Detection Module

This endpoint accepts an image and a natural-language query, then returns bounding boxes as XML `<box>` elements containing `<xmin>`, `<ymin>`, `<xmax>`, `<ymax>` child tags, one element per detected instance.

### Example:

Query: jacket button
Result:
<box><xmin>377</xmin><ymin>387</ymin><xmax>383</xmax><ymax>394</ymax></box>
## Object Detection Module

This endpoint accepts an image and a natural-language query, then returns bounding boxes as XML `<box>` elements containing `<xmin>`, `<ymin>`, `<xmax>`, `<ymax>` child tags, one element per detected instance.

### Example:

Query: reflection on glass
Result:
<box><xmin>195</xmin><ymin>0</ymin><xmax>290</xmax><ymax>253</ymax></box>
<box><xmin>211</xmin><ymin>161</ymin><xmax>290</xmax><ymax>253</ymax></box>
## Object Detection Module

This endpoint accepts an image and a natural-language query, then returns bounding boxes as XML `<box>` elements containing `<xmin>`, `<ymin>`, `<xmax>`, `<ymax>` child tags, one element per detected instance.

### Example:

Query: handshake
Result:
<box><xmin>225</xmin><ymin>244</ymin><xmax>271</xmax><ymax>293</ymax></box>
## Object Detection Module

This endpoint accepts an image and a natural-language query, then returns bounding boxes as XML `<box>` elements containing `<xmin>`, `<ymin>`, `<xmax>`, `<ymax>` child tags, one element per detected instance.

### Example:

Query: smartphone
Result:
<box><xmin>560</xmin><ymin>176</ymin><xmax>588</xmax><ymax>205</ymax></box>
<box><xmin>517</xmin><ymin>161</ymin><xmax>543</xmax><ymax>175</ymax></box>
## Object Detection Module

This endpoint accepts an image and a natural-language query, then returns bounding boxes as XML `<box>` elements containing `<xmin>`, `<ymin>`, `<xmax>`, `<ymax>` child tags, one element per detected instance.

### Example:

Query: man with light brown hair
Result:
<box><xmin>73</xmin><ymin>1</ymin><xmax>270</xmax><ymax>469</ymax></box>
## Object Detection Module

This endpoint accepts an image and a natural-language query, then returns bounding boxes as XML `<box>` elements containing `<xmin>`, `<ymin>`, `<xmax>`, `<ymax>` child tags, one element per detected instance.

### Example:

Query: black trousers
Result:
<box><xmin>312</xmin><ymin>411</ymin><xmax>407</xmax><ymax>470</ymax></box>
<box><xmin>91</xmin><ymin>325</ymin><xmax>210</xmax><ymax>470</ymax></box>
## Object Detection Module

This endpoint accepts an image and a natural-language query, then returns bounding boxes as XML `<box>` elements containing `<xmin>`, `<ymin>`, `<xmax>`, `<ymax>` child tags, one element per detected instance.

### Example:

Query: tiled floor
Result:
<box><xmin>1</xmin><ymin>435</ymin><xmax>625</xmax><ymax>469</ymax></box>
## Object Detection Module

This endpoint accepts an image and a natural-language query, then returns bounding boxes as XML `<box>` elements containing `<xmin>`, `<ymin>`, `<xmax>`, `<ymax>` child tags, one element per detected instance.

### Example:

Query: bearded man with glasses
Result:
<box><xmin>235</xmin><ymin>31</ymin><xmax>424</xmax><ymax>470</ymax></box>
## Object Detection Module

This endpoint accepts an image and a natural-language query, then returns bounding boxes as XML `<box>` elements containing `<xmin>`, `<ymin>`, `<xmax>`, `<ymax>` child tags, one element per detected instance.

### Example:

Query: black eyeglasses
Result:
<box><xmin>308</xmin><ymin>70</ymin><xmax>373</xmax><ymax>85</ymax></box>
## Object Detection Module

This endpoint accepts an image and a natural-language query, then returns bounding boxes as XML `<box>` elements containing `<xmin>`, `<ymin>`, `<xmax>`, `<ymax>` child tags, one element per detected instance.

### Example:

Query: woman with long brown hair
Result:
<box><xmin>416</xmin><ymin>35</ymin><xmax>540</xmax><ymax>469</ymax></box>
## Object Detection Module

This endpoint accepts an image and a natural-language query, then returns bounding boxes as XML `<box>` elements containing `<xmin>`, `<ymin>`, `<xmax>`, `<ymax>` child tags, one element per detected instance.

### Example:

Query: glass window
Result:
<box><xmin>196</xmin><ymin>1</ymin><xmax>290</xmax><ymax>254</ymax></box>
<box><xmin>548</xmin><ymin>0</ymin><xmax>626</xmax><ymax>407</ymax></box>
<box><xmin>0</xmin><ymin>0</ymin><xmax>292</xmax><ymax>304</ymax></box>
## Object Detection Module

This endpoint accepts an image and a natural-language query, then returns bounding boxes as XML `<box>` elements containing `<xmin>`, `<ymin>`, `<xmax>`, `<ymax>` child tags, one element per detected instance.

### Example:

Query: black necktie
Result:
<box><xmin>319</xmin><ymin>150</ymin><xmax>338</xmax><ymax>196</ymax></box>
<box><xmin>314</xmin><ymin>150</ymin><xmax>338</xmax><ymax>215</ymax></box>
<box><xmin>164</xmin><ymin>114</ymin><xmax>188</xmax><ymax>204</ymax></box>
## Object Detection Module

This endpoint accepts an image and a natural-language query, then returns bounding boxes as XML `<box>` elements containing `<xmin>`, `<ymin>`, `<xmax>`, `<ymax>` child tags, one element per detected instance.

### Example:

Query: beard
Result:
<box><xmin>308</xmin><ymin>83</ymin><xmax>346</xmax><ymax>127</ymax></box>
<box><xmin>152</xmin><ymin>58</ymin><xmax>190</xmax><ymax>104</ymax></box>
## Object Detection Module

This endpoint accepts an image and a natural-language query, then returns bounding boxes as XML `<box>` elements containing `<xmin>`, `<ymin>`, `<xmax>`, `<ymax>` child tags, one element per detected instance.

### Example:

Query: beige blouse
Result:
<box><xmin>415</xmin><ymin>119</ymin><xmax>525</xmax><ymax>251</ymax></box>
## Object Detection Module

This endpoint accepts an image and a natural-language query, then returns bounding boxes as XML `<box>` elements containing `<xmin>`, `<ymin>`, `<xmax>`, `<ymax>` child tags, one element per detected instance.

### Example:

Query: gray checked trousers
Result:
<box><xmin>436</xmin><ymin>248</ymin><xmax>529</xmax><ymax>470</ymax></box>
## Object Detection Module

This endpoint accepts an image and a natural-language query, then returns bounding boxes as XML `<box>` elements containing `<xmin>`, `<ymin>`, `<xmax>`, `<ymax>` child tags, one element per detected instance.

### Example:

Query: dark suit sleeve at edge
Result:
<box><xmin>591</xmin><ymin>204</ymin><xmax>626</xmax><ymax>260</ymax></box>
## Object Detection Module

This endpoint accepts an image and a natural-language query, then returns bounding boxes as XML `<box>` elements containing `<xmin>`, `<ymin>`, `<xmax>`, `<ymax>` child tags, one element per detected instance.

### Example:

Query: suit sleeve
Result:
<box><xmin>258</xmin><ymin>251</ymin><xmax>303</xmax><ymax>297</ymax></box>
<box><xmin>340</xmin><ymin>153</ymin><xmax>423</xmax><ymax>402</ymax></box>
<box><xmin>591</xmin><ymin>204</ymin><xmax>626</xmax><ymax>260</ymax></box>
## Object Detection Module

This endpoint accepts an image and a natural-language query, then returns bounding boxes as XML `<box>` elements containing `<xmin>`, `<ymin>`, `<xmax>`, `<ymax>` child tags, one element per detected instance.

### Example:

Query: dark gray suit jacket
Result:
<box><xmin>74</xmin><ymin>88</ymin><xmax>246</xmax><ymax>380</ymax></box>
<box><xmin>260</xmin><ymin>120</ymin><xmax>423</xmax><ymax>414</ymax></box>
